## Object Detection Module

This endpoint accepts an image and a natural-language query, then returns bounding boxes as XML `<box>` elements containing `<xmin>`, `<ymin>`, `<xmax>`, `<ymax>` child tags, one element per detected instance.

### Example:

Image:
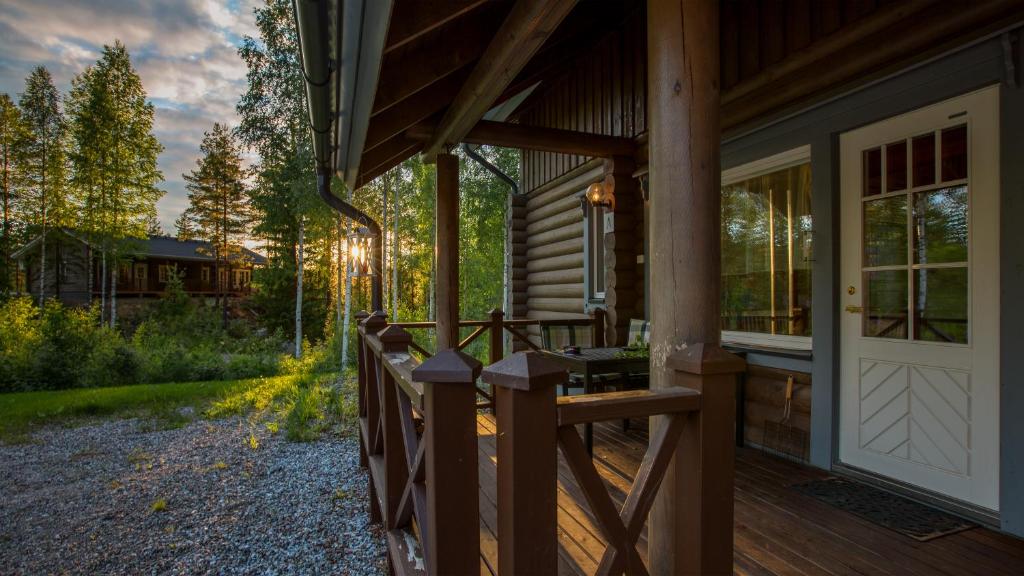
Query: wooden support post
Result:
<box><xmin>481</xmin><ymin>352</ymin><xmax>567</xmax><ymax>576</ymax></box>
<box><xmin>603</xmin><ymin>156</ymin><xmax>640</xmax><ymax>346</ymax></box>
<box><xmin>435</xmin><ymin>152</ymin><xmax>459</xmax><ymax>351</ymax></box>
<box><xmin>591</xmin><ymin>307</ymin><xmax>606</xmax><ymax>348</ymax></box>
<box><xmin>646</xmin><ymin>0</ymin><xmax>728</xmax><ymax>574</ymax></box>
<box><xmin>412</xmin><ymin>349</ymin><xmax>482</xmax><ymax>575</ymax></box>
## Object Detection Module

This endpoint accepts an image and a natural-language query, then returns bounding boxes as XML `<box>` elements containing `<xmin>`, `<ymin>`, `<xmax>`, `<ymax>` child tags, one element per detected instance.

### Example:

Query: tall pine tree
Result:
<box><xmin>179</xmin><ymin>123</ymin><xmax>250</xmax><ymax>327</ymax></box>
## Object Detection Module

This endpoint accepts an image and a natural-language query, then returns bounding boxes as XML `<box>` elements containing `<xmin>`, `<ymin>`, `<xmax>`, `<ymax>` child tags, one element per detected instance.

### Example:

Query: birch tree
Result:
<box><xmin>67</xmin><ymin>42</ymin><xmax>163</xmax><ymax>326</ymax></box>
<box><xmin>0</xmin><ymin>94</ymin><xmax>26</xmax><ymax>295</ymax></box>
<box><xmin>19</xmin><ymin>67</ymin><xmax>67</xmax><ymax>305</ymax></box>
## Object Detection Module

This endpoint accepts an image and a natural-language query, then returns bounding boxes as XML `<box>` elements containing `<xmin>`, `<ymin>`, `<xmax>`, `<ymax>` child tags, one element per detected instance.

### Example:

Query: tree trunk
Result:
<box><xmin>335</xmin><ymin>216</ymin><xmax>343</xmax><ymax>332</ymax></box>
<box><xmin>294</xmin><ymin>218</ymin><xmax>304</xmax><ymax>359</ymax></box>
<box><xmin>110</xmin><ymin>256</ymin><xmax>118</xmax><ymax>328</ymax></box>
<box><xmin>100</xmin><ymin>251</ymin><xmax>107</xmax><ymax>323</ymax></box>
<box><xmin>38</xmin><ymin>213</ymin><xmax>46</xmax><ymax>306</ymax></box>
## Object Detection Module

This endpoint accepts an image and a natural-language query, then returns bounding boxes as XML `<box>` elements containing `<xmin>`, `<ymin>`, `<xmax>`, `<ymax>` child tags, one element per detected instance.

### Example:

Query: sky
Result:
<box><xmin>0</xmin><ymin>0</ymin><xmax>262</xmax><ymax>233</ymax></box>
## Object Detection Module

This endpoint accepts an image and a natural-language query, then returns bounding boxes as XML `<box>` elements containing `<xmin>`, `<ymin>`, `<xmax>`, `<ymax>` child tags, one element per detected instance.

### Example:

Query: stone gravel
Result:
<box><xmin>0</xmin><ymin>416</ymin><xmax>387</xmax><ymax>575</ymax></box>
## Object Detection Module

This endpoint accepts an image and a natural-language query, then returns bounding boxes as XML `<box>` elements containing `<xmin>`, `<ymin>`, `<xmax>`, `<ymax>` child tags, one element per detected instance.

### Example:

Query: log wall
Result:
<box><xmin>742</xmin><ymin>365</ymin><xmax>812</xmax><ymax>449</ymax></box>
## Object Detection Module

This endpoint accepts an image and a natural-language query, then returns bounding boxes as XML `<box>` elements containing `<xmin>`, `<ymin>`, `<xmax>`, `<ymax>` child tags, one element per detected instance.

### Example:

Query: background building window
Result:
<box><xmin>583</xmin><ymin>192</ymin><xmax>606</xmax><ymax>307</ymax></box>
<box><xmin>721</xmin><ymin>148</ymin><xmax>813</xmax><ymax>346</ymax></box>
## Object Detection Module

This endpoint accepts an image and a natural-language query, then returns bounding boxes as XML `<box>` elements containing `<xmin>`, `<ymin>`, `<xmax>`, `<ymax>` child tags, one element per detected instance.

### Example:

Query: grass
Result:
<box><xmin>0</xmin><ymin>371</ymin><xmax>354</xmax><ymax>443</ymax></box>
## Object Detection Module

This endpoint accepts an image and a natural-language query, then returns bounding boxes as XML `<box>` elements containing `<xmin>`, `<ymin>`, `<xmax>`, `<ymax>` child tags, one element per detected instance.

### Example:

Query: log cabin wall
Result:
<box><xmin>743</xmin><ymin>365</ymin><xmax>812</xmax><ymax>449</ymax></box>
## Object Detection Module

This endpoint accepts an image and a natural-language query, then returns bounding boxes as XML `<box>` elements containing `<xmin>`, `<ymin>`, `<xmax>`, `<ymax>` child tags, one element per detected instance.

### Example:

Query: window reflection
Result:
<box><xmin>721</xmin><ymin>163</ymin><xmax>812</xmax><ymax>337</ymax></box>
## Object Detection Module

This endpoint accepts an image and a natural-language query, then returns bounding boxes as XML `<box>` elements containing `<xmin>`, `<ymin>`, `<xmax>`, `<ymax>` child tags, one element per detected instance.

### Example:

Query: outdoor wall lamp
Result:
<box><xmin>347</xmin><ymin>227</ymin><xmax>375</xmax><ymax>277</ymax></box>
<box><xmin>580</xmin><ymin>182</ymin><xmax>612</xmax><ymax>215</ymax></box>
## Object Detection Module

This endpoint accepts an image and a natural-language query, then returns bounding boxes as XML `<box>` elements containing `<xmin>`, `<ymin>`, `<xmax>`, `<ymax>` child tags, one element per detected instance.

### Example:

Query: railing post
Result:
<box><xmin>355</xmin><ymin>310</ymin><xmax>370</xmax><ymax>467</ymax></box>
<box><xmin>482</xmin><ymin>351</ymin><xmax>566</xmax><ymax>576</ymax></box>
<box><xmin>360</xmin><ymin>311</ymin><xmax>387</xmax><ymax>525</ymax></box>
<box><xmin>378</xmin><ymin>325</ymin><xmax>413</xmax><ymax>530</ymax></box>
<box><xmin>412</xmin><ymin>349</ymin><xmax>482</xmax><ymax>575</ymax></box>
<box><xmin>489</xmin><ymin>308</ymin><xmax>505</xmax><ymax>364</ymax></box>
<box><xmin>592</xmin><ymin>307</ymin><xmax>606</xmax><ymax>347</ymax></box>
<box><xmin>663</xmin><ymin>343</ymin><xmax>744</xmax><ymax>575</ymax></box>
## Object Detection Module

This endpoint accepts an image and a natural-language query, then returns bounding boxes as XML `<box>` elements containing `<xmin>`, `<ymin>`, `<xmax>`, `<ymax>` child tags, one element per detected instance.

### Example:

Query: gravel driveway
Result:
<box><xmin>0</xmin><ymin>416</ymin><xmax>387</xmax><ymax>575</ymax></box>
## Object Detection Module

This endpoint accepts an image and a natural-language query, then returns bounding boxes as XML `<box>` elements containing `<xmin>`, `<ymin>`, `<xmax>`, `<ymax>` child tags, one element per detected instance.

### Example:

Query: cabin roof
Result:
<box><xmin>12</xmin><ymin>229</ymin><xmax>267</xmax><ymax>266</ymax></box>
<box><xmin>298</xmin><ymin>0</ymin><xmax>1024</xmax><ymax>191</ymax></box>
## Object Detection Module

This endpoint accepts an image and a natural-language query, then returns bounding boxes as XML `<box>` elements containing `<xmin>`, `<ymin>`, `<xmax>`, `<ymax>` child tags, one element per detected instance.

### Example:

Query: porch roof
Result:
<box><xmin>296</xmin><ymin>0</ymin><xmax>1024</xmax><ymax>190</ymax></box>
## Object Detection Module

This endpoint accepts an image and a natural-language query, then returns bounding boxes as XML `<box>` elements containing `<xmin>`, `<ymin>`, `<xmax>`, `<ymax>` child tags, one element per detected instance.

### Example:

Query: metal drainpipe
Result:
<box><xmin>317</xmin><ymin>169</ymin><xmax>383</xmax><ymax>313</ymax></box>
<box><xmin>462</xmin><ymin>143</ymin><xmax>520</xmax><ymax>196</ymax></box>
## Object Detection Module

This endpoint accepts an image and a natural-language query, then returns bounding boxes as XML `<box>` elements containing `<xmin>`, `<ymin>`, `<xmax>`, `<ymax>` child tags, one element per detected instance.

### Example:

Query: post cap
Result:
<box><xmin>667</xmin><ymin>342</ymin><xmax>746</xmax><ymax>375</ymax></box>
<box><xmin>378</xmin><ymin>325</ymin><xmax>412</xmax><ymax>352</ymax></box>
<box><xmin>361</xmin><ymin>310</ymin><xmax>387</xmax><ymax>329</ymax></box>
<box><xmin>354</xmin><ymin>310</ymin><xmax>370</xmax><ymax>320</ymax></box>
<box><xmin>412</xmin><ymin>349</ymin><xmax>482</xmax><ymax>383</ymax></box>
<box><xmin>489</xmin><ymin>308</ymin><xmax>504</xmax><ymax>317</ymax></box>
<box><xmin>481</xmin><ymin>351</ymin><xmax>567</xmax><ymax>391</ymax></box>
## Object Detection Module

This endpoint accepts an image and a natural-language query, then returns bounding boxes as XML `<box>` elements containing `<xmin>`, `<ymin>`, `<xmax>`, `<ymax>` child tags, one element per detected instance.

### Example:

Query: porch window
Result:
<box><xmin>583</xmin><ymin>191</ymin><xmax>606</xmax><ymax>308</ymax></box>
<box><xmin>721</xmin><ymin>147</ymin><xmax>813</xmax><ymax>349</ymax></box>
<box><xmin>158</xmin><ymin>265</ymin><xmax>169</xmax><ymax>283</ymax></box>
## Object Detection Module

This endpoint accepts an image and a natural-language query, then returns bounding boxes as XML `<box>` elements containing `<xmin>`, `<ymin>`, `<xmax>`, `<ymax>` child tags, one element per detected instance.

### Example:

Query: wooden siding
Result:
<box><xmin>517</xmin><ymin>4</ymin><xmax>647</xmax><ymax>193</ymax></box>
<box><xmin>720</xmin><ymin>0</ymin><xmax>897</xmax><ymax>92</ymax></box>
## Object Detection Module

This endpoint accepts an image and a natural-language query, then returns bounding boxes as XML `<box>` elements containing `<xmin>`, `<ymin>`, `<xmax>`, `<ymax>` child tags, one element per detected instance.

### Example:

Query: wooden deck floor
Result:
<box><xmin>474</xmin><ymin>414</ymin><xmax>1024</xmax><ymax>576</ymax></box>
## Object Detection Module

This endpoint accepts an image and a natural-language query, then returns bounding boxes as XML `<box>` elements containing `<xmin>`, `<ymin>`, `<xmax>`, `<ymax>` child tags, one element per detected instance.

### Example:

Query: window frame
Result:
<box><xmin>581</xmin><ymin>188</ymin><xmax>607</xmax><ymax>311</ymax></box>
<box><xmin>721</xmin><ymin>145</ymin><xmax>813</xmax><ymax>352</ymax></box>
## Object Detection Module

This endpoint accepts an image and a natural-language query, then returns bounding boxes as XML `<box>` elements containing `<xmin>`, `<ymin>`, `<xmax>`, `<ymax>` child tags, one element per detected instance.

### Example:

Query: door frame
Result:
<box><xmin>836</xmin><ymin>85</ymin><xmax>1001</xmax><ymax>515</ymax></box>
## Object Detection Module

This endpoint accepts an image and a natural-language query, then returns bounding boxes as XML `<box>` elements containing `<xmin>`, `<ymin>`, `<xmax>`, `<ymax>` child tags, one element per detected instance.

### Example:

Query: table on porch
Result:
<box><xmin>539</xmin><ymin>347</ymin><xmax>649</xmax><ymax>453</ymax></box>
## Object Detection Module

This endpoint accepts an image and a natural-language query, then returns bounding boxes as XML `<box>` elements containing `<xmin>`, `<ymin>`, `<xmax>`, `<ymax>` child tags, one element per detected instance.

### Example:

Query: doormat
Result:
<box><xmin>791</xmin><ymin>477</ymin><xmax>976</xmax><ymax>541</ymax></box>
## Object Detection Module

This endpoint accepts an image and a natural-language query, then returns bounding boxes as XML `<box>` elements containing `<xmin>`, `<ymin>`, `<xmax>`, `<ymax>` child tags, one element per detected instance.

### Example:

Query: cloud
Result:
<box><xmin>0</xmin><ymin>0</ymin><xmax>259</xmax><ymax>232</ymax></box>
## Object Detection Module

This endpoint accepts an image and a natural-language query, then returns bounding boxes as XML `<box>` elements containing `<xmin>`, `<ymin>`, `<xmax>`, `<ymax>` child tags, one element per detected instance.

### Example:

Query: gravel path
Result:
<box><xmin>0</xmin><ymin>416</ymin><xmax>387</xmax><ymax>575</ymax></box>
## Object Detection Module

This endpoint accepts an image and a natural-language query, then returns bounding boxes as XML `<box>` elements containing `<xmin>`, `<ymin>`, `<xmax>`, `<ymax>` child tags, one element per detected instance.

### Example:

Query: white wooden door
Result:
<box><xmin>839</xmin><ymin>86</ymin><xmax>1000</xmax><ymax>511</ymax></box>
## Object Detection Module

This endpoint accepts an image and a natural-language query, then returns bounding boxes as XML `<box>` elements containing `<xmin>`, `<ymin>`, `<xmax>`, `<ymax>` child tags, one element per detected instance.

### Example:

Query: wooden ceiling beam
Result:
<box><xmin>363</xmin><ymin>68</ymin><xmax>471</xmax><ymax>155</ymax></box>
<box><xmin>356</xmin><ymin>139</ymin><xmax>422</xmax><ymax>189</ymax></box>
<box><xmin>384</xmin><ymin>0</ymin><xmax>499</xmax><ymax>54</ymax></box>
<box><xmin>407</xmin><ymin>119</ymin><xmax>635</xmax><ymax>157</ymax></box>
<box><xmin>420</xmin><ymin>0</ymin><xmax>579</xmax><ymax>159</ymax></box>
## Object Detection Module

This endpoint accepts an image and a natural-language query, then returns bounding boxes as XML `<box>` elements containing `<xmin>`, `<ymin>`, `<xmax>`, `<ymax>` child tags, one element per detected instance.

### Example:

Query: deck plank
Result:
<box><xmin>473</xmin><ymin>414</ymin><xmax>1024</xmax><ymax>575</ymax></box>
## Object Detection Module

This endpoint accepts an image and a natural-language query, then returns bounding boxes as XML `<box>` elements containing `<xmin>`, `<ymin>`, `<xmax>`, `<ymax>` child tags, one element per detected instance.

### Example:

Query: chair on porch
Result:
<box><xmin>540</xmin><ymin>322</ymin><xmax>622</xmax><ymax>396</ymax></box>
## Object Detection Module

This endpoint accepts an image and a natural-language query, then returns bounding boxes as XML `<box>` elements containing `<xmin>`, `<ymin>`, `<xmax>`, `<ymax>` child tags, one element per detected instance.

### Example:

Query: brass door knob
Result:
<box><xmin>847</xmin><ymin>285</ymin><xmax>857</xmax><ymax>295</ymax></box>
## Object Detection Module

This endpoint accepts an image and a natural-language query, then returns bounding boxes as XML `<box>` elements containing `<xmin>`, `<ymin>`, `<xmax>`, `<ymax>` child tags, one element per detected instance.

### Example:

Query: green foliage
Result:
<box><xmin>0</xmin><ymin>297</ymin><xmax>135</xmax><ymax>390</ymax></box>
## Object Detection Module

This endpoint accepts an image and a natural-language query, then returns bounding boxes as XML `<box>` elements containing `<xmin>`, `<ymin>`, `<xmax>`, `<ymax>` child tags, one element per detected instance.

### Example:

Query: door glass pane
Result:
<box><xmin>864</xmin><ymin>270</ymin><xmax>908</xmax><ymax>338</ymax></box>
<box><xmin>912</xmin><ymin>133</ymin><xmax>936</xmax><ymax>187</ymax></box>
<box><xmin>914</xmin><ymin>267</ymin><xmax>968</xmax><ymax>344</ymax></box>
<box><xmin>864</xmin><ymin>195</ymin><xmax>907</xmax><ymax>267</ymax></box>
<box><xmin>886</xmin><ymin>141</ymin><xmax>907</xmax><ymax>192</ymax></box>
<box><xmin>913</xmin><ymin>186</ymin><xmax>968</xmax><ymax>264</ymax></box>
<box><xmin>941</xmin><ymin>124</ymin><xmax>967</xmax><ymax>181</ymax></box>
<box><xmin>863</xmin><ymin>148</ymin><xmax>881</xmax><ymax>197</ymax></box>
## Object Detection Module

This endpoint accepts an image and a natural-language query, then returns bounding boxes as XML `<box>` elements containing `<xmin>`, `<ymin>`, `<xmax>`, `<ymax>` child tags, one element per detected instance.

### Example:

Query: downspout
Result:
<box><xmin>295</xmin><ymin>0</ymin><xmax>384</xmax><ymax>312</ymax></box>
<box><xmin>462</xmin><ymin>143</ymin><xmax>520</xmax><ymax>196</ymax></box>
<box><xmin>316</xmin><ymin>169</ymin><xmax>382</xmax><ymax>312</ymax></box>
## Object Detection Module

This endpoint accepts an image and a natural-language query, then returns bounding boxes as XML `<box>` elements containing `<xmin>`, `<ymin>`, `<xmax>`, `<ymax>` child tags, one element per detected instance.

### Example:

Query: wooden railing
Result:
<box><xmin>355</xmin><ymin>310</ymin><xmax>742</xmax><ymax>576</ymax></box>
<box><xmin>390</xmin><ymin>308</ymin><xmax>605</xmax><ymax>410</ymax></box>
